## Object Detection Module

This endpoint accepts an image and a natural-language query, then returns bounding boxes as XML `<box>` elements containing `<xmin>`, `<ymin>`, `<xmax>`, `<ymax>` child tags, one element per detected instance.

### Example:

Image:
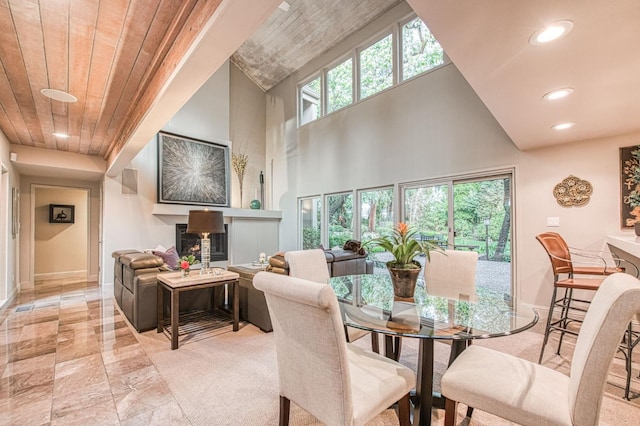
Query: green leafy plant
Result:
<box><xmin>179</xmin><ymin>255</ymin><xmax>200</xmax><ymax>270</ymax></box>
<box><xmin>367</xmin><ymin>222</ymin><xmax>442</xmax><ymax>270</ymax></box>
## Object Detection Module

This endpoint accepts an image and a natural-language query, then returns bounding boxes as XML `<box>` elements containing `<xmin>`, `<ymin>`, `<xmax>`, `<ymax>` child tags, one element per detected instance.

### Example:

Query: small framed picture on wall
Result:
<box><xmin>49</xmin><ymin>204</ymin><xmax>75</xmax><ymax>224</ymax></box>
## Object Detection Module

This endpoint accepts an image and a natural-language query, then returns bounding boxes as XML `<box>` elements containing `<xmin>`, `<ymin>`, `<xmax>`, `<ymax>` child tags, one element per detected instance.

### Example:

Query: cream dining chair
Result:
<box><xmin>253</xmin><ymin>271</ymin><xmax>415</xmax><ymax>426</ymax></box>
<box><xmin>285</xmin><ymin>249</ymin><xmax>378</xmax><ymax>351</ymax></box>
<box><xmin>441</xmin><ymin>272</ymin><xmax>640</xmax><ymax>426</ymax></box>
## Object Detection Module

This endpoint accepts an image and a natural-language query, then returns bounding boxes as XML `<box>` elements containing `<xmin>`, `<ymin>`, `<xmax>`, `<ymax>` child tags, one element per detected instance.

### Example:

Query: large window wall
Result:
<box><xmin>296</xmin><ymin>169</ymin><xmax>515</xmax><ymax>298</ymax></box>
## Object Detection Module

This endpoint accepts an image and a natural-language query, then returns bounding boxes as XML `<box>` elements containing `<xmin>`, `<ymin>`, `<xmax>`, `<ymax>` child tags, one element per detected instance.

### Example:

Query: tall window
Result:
<box><xmin>327</xmin><ymin>58</ymin><xmax>353</xmax><ymax>113</ymax></box>
<box><xmin>326</xmin><ymin>192</ymin><xmax>353</xmax><ymax>248</ymax></box>
<box><xmin>401</xmin><ymin>17</ymin><xmax>444</xmax><ymax>81</ymax></box>
<box><xmin>299</xmin><ymin>197</ymin><xmax>322</xmax><ymax>249</ymax></box>
<box><xmin>297</xmin><ymin>14</ymin><xmax>446</xmax><ymax>126</ymax></box>
<box><xmin>359</xmin><ymin>187</ymin><xmax>394</xmax><ymax>243</ymax></box>
<box><xmin>299</xmin><ymin>75</ymin><xmax>321</xmax><ymax>125</ymax></box>
<box><xmin>359</xmin><ymin>34</ymin><xmax>393</xmax><ymax>100</ymax></box>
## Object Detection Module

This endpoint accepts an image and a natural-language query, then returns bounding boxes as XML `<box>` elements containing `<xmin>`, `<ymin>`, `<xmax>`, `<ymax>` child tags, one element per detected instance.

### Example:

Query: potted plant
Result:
<box><xmin>368</xmin><ymin>222</ymin><xmax>442</xmax><ymax>298</ymax></box>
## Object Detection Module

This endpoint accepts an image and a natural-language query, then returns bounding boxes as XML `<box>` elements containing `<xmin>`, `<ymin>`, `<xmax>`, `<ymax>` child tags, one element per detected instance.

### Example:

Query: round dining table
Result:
<box><xmin>329</xmin><ymin>273</ymin><xmax>538</xmax><ymax>426</ymax></box>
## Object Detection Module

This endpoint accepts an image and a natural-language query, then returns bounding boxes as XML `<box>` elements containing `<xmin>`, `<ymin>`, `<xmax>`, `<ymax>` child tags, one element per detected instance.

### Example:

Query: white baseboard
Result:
<box><xmin>34</xmin><ymin>270</ymin><xmax>88</xmax><ymax>281</ymax></box>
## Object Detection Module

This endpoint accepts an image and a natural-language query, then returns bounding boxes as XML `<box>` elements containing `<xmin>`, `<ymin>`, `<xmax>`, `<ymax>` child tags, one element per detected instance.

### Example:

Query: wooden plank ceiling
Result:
<box><xmin>0</xmin><ymin>0</ymin><xmax>222</xmax><ymax>159</ymax></box>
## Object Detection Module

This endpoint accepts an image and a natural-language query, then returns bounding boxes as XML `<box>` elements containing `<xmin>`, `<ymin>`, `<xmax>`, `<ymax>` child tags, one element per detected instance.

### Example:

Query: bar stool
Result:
<box><xmin>535</xmin><ymin>232</ymin><xmax>622</xmax><ymax>363</ymax></box>
<box><xmin>536</xmin><ymin>232</ymin><xmax>640</xmax><ymax>399</ymax></box>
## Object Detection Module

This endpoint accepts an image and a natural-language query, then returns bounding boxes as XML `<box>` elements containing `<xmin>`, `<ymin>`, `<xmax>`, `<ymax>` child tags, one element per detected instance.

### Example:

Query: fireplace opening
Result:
<box><xmin>175</xmin><ymin>223</ymin><xmax>228</xmax><ymax>262</ymax></box>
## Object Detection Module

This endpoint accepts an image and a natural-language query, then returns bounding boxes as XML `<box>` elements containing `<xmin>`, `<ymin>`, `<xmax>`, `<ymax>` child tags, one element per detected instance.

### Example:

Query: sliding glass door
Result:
<box><xmin>402</xmin><ymin>172</ymin><xmax>513</xmax><ymax>298</ymax></box>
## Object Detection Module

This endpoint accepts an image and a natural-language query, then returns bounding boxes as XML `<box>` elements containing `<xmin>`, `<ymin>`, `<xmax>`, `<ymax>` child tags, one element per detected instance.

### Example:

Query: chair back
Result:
<box><xmin>568</xmin><ymin>273</ymin><xmax>640</xmax><ymax>424</ymax></box>
<box><xmin>424</xmin><ymin>249</ymin><xmax>478</xmax><ymax>300</ymax></box>
<box><xmin>285</xmin><ymin>249</ymin><xmax>330</xmax><ymax>283</ymax></box>
<box><xmin>535</xmin><ymin>232</ymin><xmax>573</xmax><ymax>276</ymax></box>
<box><xmin>253</xmin><ymin>272</ymin><xmax>354</xmax><ymax>425</ymax></box>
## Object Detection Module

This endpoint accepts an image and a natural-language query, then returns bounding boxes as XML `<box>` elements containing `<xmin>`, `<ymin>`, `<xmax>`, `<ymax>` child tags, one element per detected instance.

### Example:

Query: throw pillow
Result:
<box><xmin>153</xmin><ymin>245</ymin><xmax>180</xmax><ymax>270</ymax></box>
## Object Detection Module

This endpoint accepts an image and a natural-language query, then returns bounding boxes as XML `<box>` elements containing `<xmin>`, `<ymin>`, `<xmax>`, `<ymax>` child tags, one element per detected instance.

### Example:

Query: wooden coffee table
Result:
<box><xmin>157</xmin><ymin>269</ymin><xmax>240</xmax><ymax>349</ymax></box>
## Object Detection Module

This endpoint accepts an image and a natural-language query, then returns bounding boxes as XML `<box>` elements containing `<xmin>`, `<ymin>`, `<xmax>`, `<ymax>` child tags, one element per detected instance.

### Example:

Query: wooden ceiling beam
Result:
<box><xmin>104</xmin><ymin>0</ymin><xmax>222</xmax><ymax>160</ymax></box>
<box><xmin>100</xmin><ymin>0</ymin><xmax>195</xmax><ymax>157</ymax></box>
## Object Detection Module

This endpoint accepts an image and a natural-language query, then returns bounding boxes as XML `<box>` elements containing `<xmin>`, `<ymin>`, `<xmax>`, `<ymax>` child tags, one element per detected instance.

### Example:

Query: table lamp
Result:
<box><xmin>187</xmin><ymin>209</ymin><xmax>225</xmax><ymax>274</ymax></box>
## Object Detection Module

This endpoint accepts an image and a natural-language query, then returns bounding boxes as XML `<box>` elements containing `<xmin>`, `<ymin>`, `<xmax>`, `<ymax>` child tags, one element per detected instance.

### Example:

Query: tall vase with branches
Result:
<box><xmin>232</xmin><ymin>151</ymin><xmax>248</xmax><ymax>208</ymax></box>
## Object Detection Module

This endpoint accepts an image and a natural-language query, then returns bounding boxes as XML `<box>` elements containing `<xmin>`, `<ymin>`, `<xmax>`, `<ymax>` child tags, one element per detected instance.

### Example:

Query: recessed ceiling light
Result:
<box><xmin>52</xmin><ymin>132</ymin><xmax>70</xmax><ymax>138</ymax></box>
<box><xmin>529</xmin><ymin>20</ymin><xmax>574</xmax><ymax>45</ymax></box>
<box><xmin>543</xmin><ymin>87</ymin><xmax>574</xmax><ymax>101</ymax></box>
<box><xmin>552</xmin><ymin>122</ymin><xmax>575</xmax><ymax>131</ymax></box>
<box><xmin>40</xmin><ymin>88</ymin><xmax>77</xmax><ymax>103</ymax></box>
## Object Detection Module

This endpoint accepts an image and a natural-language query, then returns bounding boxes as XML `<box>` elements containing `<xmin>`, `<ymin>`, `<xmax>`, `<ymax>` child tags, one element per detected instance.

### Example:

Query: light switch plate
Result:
<box><xmin>547</xmin><ymin>216</ymin><xmax>560</xmax><ymax>227</ymax></box>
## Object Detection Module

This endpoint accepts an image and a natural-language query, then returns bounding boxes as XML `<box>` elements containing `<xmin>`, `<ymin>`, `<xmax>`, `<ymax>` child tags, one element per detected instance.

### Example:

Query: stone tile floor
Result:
<box><xmin>0</xmin><ymin>279</ymin><xmax>187</xmax><ymax>425</ymax></box>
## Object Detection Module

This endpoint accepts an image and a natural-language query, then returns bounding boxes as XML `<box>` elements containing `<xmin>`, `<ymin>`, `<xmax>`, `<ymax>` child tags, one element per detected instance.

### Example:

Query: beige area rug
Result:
<box><xmin>135</xmin><ymin>323</ymin><xmax>640</xmax><ymax>425</ymax></box>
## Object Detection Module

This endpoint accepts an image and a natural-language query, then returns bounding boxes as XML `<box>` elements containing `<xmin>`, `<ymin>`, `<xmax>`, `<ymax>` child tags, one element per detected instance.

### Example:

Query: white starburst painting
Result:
<box><xmin>158</xmin><ymin>132</ymin><xmax>229</xmax><ymax>206</ymax></box>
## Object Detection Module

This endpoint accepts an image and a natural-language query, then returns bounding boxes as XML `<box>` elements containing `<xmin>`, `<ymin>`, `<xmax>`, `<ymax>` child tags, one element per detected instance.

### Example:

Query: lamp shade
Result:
<box><xmin>186</xmin><ymin>210</ymin><xmax>225</xmax><ymax>235</ymax></box>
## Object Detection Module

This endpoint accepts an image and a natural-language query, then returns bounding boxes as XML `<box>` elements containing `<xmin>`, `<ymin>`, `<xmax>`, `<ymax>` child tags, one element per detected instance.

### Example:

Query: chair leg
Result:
<box><xmin>397</xmin><ymin>393</ymin><xmax>411</xmax><ymax>426</ymax></box>
<box><xmin>444</xmin><ymin>398</ymin><xmax>458</xmax><ymax>426</ymax></box>
<box><xmin>624</xmin><ymin>322</ymin><xmax>633</xmax><ymax>400</ymax></box>
<box><xmin>279</xmin><ymin>396</ymin><xmax>290</xmax><ymax>426</ymax></box>
<box><xmin>556</xmin><ymin>288</ymin><xmax>572</xmax><ymax>355</ymax></box>
<box><xmin>371</xmin><ymin>331</ymin><xmax>379</xmax><ymax>354</ymax></box>
<box><xmin>384</xmin><ymin>335</ymin><xmax>402</xmax><ymax>361</ymax></box>
<box><xmin>539</xmin><ymin>286</ymin><xmax>559</xmax><ymax>363</ymax></box>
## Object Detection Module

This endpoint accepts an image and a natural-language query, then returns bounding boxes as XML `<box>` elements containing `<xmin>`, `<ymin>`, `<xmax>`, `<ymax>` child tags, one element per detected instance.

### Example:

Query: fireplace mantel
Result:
<box><xmin>151</xmin><ymin>204</ymin><xmax>281</xmax><ymax>220</ymax></box>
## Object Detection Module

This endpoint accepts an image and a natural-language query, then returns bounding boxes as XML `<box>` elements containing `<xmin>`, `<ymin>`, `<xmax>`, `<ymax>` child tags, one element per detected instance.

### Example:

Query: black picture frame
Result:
<box><xmin>49</xmin><ymin>204</ymin><xmax>75</xmax><ymax>224</ymax></box>
<box><xmin>157</xmin><ymin>131</ymin><xmax>230</xmax><ymax>206</ymax></box>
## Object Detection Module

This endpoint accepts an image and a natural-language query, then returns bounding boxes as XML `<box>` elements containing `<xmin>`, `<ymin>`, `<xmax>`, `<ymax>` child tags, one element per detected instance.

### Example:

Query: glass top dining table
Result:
<box><xmin>329</xmin><ymin>274</ymin><xmax>538</xmax><ymax>426</ymax></box>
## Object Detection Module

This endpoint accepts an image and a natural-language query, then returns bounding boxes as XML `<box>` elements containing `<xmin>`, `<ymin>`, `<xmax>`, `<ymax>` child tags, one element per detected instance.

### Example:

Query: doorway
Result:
<box><xmin>32</xmin><ymin>185</ymin><xmax>90</xmax><ymax>284</ymax></box>
<box><xmin>401</xmin><ymin>170</ymin><xmax>514</xmax><ymax>299</ymax></box>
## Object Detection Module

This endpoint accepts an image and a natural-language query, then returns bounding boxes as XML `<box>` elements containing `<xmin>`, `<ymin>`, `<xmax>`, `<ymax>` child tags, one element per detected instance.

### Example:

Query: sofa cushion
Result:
<box><xmin>122</xmin><ymin>252</ymin><xmax>164</xmax><ymax>270</ymax></box>
<box><xmin>152</xmin><ymin>246</ymin><xmax>180</xmax><ymax>269</ymax></box>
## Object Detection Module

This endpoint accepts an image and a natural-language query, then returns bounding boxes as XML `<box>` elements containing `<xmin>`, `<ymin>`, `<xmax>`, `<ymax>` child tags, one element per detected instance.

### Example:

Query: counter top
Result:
<box><xmin>605</xmin><ymin>234</ymin><xmax>640</xmax><ymax>258</ymax></box>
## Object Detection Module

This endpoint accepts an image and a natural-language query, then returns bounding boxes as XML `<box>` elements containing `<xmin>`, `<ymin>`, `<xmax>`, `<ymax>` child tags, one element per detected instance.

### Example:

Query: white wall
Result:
<box><xmin>102</xmin><ymin>61</ymin><xmax>266</xmax><ymax>284</ymax></box>
<box><xmin>264</xmin><ymin>2</ymin><xmax>639</xmax><ymax>312</ymax></box>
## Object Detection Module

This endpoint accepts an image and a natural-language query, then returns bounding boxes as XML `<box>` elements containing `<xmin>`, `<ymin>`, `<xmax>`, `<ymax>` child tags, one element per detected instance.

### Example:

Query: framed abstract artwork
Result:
<box><xmin>157</xmin><ymin>132</ymin><xmax>230</xmax><ymax>206</ymax></box>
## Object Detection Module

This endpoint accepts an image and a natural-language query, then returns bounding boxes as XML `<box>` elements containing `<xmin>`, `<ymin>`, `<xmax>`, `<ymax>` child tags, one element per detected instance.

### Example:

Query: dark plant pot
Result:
<box><xmin>635</xmin><ymin>222</ymin><xmax>640</xmax><ymax>237</ymax></box>
<box><xmin>387</xmin><ymin>263</ymin><xmax>421</xmax><ymax>298</ymax></box>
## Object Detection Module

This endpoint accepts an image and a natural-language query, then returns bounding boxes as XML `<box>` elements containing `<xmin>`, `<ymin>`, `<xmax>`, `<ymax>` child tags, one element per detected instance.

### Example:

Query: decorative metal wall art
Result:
<box><xmin>157</xmin><ymin>132</ymin><xmax>230</xmax><ymax>207</ymax></box>
<box><xmin>553</xmin><ymin>175</ymin><xmax>592</xmax><ymax>207</ymax></box>
<box><xmin>620</xmin><ymin>145</ymin><xmax>640</xmax><ymax>227</ymax></box>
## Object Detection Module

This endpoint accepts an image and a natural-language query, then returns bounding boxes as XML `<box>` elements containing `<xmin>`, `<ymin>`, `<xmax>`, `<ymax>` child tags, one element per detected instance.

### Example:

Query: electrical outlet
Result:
<box><xmin>547</xmin><ymin>217</ymin><xmax>560</xmax><ymax>227</ymax></box>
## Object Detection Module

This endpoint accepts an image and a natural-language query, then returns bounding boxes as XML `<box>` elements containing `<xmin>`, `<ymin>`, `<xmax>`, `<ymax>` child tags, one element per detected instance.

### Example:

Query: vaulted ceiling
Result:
<box><xmin>1</xmin><ymin>0</ymin><xmax>639</xmax><ymax>179</ymax></box>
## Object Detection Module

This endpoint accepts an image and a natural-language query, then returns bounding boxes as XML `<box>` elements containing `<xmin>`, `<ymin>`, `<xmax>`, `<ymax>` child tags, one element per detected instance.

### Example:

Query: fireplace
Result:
<box><xmin>175</xmin><ymin>223</ymin><xmax>228</xmax><ymax>262</ymax></box>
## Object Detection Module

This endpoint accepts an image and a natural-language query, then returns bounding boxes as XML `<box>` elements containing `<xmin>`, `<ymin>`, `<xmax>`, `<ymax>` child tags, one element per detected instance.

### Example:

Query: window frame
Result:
<box><xmin>297</xmin><ymin>13</ymin><xmax>447</xmax><ymax>128</ymax></box>
<box><xmin>298</xmin><ymin>73</ymin><xmax>323</xmax><ymax>126</ymax></box>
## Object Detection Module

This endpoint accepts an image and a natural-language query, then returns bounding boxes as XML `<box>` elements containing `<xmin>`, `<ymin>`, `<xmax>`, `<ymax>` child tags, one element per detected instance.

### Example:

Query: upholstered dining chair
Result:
<box><xmin>253</xmin><ymin>272</ymin><xmax>415</xmax><ymax>426</ymax></box>
<box><xmin>424</xmin><ymin>249</ymin><xmax>479</xmax><ymax>363</ymax></box>
<box><xmin>285</xmin><ymin>249</ymin><xmax>378</xmax><ymax>352</ymax></box>
<box><xmin>441</xmin><ymin>272</ymin><xmax>640</xmax><ymax>426</ymax></box>
<box><xmin>424</xmin><ymin>249</ymin><xmax>478</xmax><ymax>302</ymax></box>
